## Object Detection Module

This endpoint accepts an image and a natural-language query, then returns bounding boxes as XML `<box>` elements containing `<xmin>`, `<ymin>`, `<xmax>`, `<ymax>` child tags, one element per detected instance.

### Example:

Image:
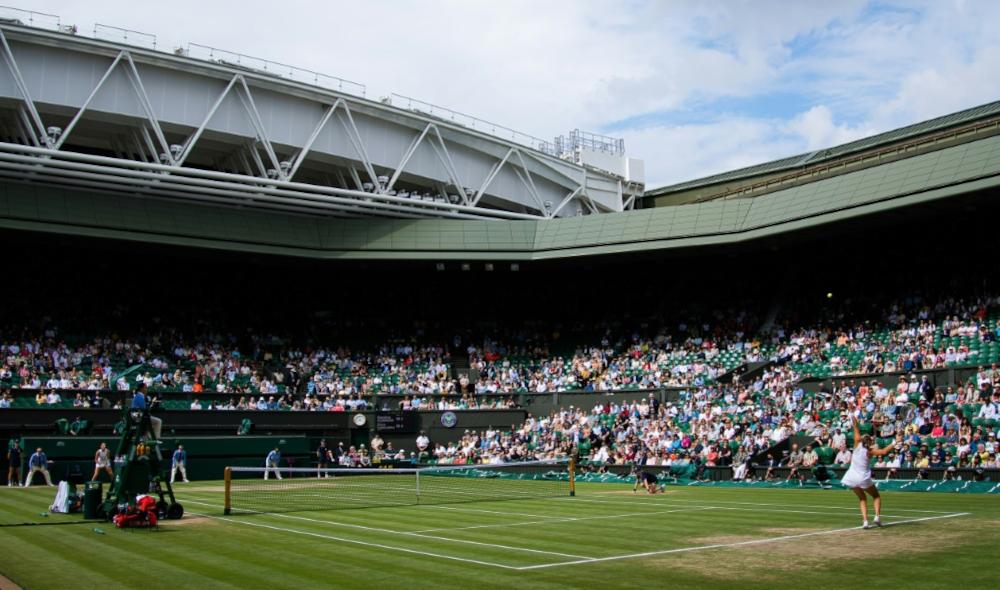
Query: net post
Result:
<box><xmin>568</xmin><ymin>456</ymin><xmax>576</xmax><ymax>497</ymax></box>
<box><xmin>224</xmin><ymin>466</ymin><xmax>232</xmax><ymax>515</ymax></box>
<box><xmin>415</xmin><ymin>470</ymin><xmax>421</xmax><ymax>504</ymax></box>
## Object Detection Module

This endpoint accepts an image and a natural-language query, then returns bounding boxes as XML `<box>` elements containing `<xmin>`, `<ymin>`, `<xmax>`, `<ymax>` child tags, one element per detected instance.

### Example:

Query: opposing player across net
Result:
<box><xmin>223</xmin><ymin>459</ymin><xmax>575</xmax><ymax>514</ymax></box>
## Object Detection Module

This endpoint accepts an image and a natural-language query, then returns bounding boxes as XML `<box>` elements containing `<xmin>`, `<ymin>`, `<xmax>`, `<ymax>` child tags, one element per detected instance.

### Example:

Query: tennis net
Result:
<box><xmin>223</xmin><ymin>459</ymin><xmax>575</xmax><ymax>514</ymax></box>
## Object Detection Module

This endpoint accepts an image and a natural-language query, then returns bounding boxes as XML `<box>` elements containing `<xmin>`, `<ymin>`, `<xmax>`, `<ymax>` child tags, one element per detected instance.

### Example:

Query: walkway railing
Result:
<box><xmin>0</xmin><ymin>5</ymin><xmax>60</xmax><ymax>30</ymax></box>
<box><xmin>93</xmin><ymin>23</ymin><xmax>156</xmax><ymax>51</ymax></box>
<box><xmin>389</xmin><ymin>93</ymin><xmax>556</xmax><ymax>154</ymax></box>
<box><xmin>186</xmin><ymin>43</ymin><xmax>366</xmax><ymax>97</ymax></box>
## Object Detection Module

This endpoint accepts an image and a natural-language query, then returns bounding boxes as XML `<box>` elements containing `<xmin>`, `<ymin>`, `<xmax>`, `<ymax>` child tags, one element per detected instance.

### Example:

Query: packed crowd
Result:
<box><xmin>1</xmin><ymin>293</ymin><xmax>999</xmax><ymax>409</ymax></box>
<box><xmin>776</xmin><ymin>294</ymin><xmax>1000</xmax><ymax>377</ymax></box>
<box><xmin>4</xmin><ymin>289</ymin><xmax>1000</xmax><ymax>479</ymax></box>
<box><xmin>465</xmin><ymin>309</ymin><xmax>765</xmax><ymax>393</ymax></box>
<box><xmin>422</xmin><ymin>363</ymin><xmax>800</xmax><ymax>468</ymax></box>
<box><xmin>409</xmin><ymin>360</ymin><xmax>1000</xmax><ymax>478</ymax></box>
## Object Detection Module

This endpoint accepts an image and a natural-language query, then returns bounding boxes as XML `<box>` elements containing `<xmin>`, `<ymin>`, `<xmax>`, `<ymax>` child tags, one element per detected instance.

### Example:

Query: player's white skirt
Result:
<box><xmin>841</xmin><ymin>470</ymin><xmax>873</xmax><ymax>489</ymax></box>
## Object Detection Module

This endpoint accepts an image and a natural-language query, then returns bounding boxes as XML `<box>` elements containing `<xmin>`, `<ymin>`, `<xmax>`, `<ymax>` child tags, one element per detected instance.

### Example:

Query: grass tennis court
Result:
<box><xmin>1</xmin><ymin>482</ymin><xmax>998</xmax><ymax>589</ymax></box>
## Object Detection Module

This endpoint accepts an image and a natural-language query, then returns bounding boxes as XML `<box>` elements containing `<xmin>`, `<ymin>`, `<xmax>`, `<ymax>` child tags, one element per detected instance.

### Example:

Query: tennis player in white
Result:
<box><xmin>91</xmin><ymin>442</ymin><xmax>113</xmax><ymax>482</ymax></box>
<box><xmin>844</xmin><ymin>414</ymin><xmax>894</xmax><ymax>529</ymax></box>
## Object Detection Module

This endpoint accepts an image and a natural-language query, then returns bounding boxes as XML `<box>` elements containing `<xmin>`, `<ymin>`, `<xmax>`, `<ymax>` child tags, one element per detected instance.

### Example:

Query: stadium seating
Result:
<box><xmin>2</xmin><ymin>289</ymin><xmax>1000</xmax><ymax>475</ymax></box>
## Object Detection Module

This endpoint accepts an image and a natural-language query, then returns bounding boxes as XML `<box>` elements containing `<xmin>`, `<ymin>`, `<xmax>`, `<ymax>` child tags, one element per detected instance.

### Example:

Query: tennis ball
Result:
<box><xmin>826</xmin><ymin>292</ymin><xmax>833</xmax><ymax>299</ymax></box>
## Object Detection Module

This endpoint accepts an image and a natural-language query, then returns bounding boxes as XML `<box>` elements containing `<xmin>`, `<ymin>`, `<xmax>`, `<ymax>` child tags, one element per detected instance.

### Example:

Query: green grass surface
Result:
<box><xmin>1</xmin><ymin>481</ymin><xmax>998</xmax><ymax>589</ymax></box>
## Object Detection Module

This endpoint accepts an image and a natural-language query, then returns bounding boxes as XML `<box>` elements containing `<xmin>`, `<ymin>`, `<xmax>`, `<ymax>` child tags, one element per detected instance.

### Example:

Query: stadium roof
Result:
<box><xmin>3</xmin><ymin>98</ymin><xmax>998</xmax><ymax>260</ymax></box>
<box><xmin>647</xmin><ymin>99</ymin><xmax>1000</xmax><ymax>199</ymax></box>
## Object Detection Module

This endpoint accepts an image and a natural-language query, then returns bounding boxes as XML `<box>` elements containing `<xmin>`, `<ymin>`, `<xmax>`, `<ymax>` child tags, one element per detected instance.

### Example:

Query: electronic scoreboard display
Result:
<box><xmin>375</xmin><ymin>412</ymin><xmax>420</xmax><ymax>433</ymax></box>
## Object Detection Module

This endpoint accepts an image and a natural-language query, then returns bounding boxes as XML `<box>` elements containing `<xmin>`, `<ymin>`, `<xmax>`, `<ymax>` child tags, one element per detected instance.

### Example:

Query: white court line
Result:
<box><xmin>184</xmin><ymin>499</ymin><xmax>594</xmax><ymax>561</ymax></box>
<box><xmin>567</xmin><ymin>496</ymin><xmax>963</xmax><ymax>514</ymax></box>
<box><xmin>412</xmin><ymin>506</ymin><xmax>718</xmax><ymax>533</ymax></box>
<box><xmin>269</xmin><ymin>512</ymin><xmax>594</xmax><ymax>560</ymax></box>
<box><xmin>188</xmin><ymin>511</ymin><xmax>521</xmax><ymax>570</ymax></box>
<box><xmin>513</xmin><ymin>512</ymin><xmax>970</xmax><ymax>570</ymax></box>
<box><xmin>560</xmin><ymin>498</ymin><xmax>909</xmax><ymax>520</ymax></box>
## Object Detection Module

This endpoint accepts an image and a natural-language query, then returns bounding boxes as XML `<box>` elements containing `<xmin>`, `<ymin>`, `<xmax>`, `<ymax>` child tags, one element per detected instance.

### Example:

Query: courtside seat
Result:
<box><xmin>815</xmin><ymin>445</ymin><xmax>836</xmax><ymax>465</ymax></box>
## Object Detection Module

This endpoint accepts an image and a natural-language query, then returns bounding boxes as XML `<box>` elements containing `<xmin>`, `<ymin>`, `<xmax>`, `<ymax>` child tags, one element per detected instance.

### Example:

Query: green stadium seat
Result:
<box><xmin>54</xmin><ymin>418</ymin><xmax>70</xmax><ymax>435</ymax></box>
<box><xmin>237</xmin><ymin>418</ymin><xmax>254</xmax><ymax>436</ymax></box>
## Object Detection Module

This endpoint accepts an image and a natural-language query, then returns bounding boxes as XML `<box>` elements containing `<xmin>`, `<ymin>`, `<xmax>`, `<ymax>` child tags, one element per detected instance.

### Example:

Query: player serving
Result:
<box><xmin>843</xmin><ymin>413</ymin><xmax>894</xmax><ymax>529</ymax></box>
<box><xmin>632</xmin><ymin>464</ymin><xmax>665</xmax><ymax>494</ymax></box>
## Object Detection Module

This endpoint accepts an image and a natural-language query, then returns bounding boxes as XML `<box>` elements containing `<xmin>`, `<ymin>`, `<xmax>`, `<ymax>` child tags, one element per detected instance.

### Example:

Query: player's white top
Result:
<box><xmin>95</xmin><ymin>448</ymin><xmax>110</xmax><ymax>467</ymax></box>
<box><xmin>841</xmin><ymin>443</ymin><xmax>873</xmax><ymax>489</ymax></box>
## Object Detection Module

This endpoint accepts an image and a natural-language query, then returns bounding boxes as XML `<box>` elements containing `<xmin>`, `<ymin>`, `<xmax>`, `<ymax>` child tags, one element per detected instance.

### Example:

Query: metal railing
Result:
<box><xmin>0</xmin><ymin>5</ymin><xmax>60</xmax><ymax>30</ymax></box>
<box><xmin>389</xmin><ymin>93</ymin><xmax>555</xmax><ymax>154</ymax></box>
<box><xmin>186</xmin><ymin>43</ymin><xmax>366</xmax><ymax>97</ymax></box>
<box><xmin>553</xmin><ymin>129</ymin><xmax>626</xmax><ymax>156</ymax></box>
<box><xmin>93</xmin><ymin>23</ymin><xmax>156</xmax><ymax>51</ymax></box>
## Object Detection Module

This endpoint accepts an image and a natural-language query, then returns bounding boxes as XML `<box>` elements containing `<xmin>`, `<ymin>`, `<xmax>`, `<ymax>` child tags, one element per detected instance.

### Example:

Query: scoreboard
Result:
<box><xmin>375</xmin><ymin>412</ymin><xmax>420</xmax><ymax>433</ymax></box>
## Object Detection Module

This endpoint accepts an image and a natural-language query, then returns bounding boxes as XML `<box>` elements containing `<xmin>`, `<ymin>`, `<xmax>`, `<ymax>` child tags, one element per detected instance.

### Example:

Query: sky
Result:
<box><xmin>19</xmin><ymin>0</ymin><xmax>1000</xmax><ymax>187</ymax></box>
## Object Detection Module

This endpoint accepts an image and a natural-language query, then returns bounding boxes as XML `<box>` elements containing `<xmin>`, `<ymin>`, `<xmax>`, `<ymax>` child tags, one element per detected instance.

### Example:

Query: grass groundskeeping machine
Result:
<box><xmin>98</xmin><ymin>366</ymin><xmax>184</xmax><ymax>524</ymax></box>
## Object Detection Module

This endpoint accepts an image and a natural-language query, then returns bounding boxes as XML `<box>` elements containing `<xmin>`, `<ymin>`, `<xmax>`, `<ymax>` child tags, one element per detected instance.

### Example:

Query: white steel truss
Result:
<box><xmin>0</xmin><ymin>29</ymin><xmax>48</xmax><ymax>147</ymax></box>
<box><xmin>0</xmin><ymin>25</ymin><xmax>636</xmax><ymax>219</ymax></box>
<box><xmin>0</xmin><ymin>143</ymin><xmax>541</xmax><ymax>220</ymax></box>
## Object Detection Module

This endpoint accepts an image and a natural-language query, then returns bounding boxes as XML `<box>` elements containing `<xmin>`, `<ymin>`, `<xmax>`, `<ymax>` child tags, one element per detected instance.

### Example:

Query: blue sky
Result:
<box><xmin>23</xmin><ymin>0</ymin><xmax>1000</xmax><ymax>187</ymax></box>
<box><xmin>603</xmin><ymin>92</ymin><xmax>819</xmax><ymax>132</ymax></box>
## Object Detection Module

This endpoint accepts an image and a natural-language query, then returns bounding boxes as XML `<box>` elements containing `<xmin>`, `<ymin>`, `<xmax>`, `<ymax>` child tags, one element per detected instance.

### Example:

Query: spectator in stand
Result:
<box><xmin>830</xmin><ymin>428</ymin><xmax>846</xmax><ymax>451</ymax></box>
<box><xmin>416</xmin><ymin>431</ymin><xmax>430</xmax><ymax>462</ymax></box>
<box><xmin>370</xmin><ymin>433</ymin><xmax>384</xmax><ymax>455</ymax></box>
<box><xmin>802</xmin><ymin>444</ymin><xmax>819</xmax><ymax>478</ymax></box>
<box><xmin>914</xmin><ymin>450</ymin><xmax>931</xmax><ymax>480</ymax></box>
<box><xmin>785</xmin><ymin>443</ymin><xmax>805</xmax><ymax>486</ymax></box>
<box><xmin>835</xmin><ymin>445</ymin><xmax>852</xmax><ymax>465</ymax></box>
<box><xmin>732</xmin><ymin>449</ymin><xmax>751</xmax><ymax>481</ymax></box>
<box><xmin>979</xmin><ymin>396</ymin><xmax>999</xmax><ymax>420</ymax></box>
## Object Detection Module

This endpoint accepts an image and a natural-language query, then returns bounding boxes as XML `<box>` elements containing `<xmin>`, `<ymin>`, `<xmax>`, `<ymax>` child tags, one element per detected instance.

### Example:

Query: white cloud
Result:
<box><xmin>874</xmin><ymin>46</ymin><xmax>1000</xmax><ymax>126</ymax></box>
<box><xmin>785</xmin><ymin>105</ymin><xmax>873</xmax><ymax>152</ymax></box>
<box><xmin>622</xmin><ymin>118</ymin><xmax>802</xmax><ymax>185</ymax></box>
